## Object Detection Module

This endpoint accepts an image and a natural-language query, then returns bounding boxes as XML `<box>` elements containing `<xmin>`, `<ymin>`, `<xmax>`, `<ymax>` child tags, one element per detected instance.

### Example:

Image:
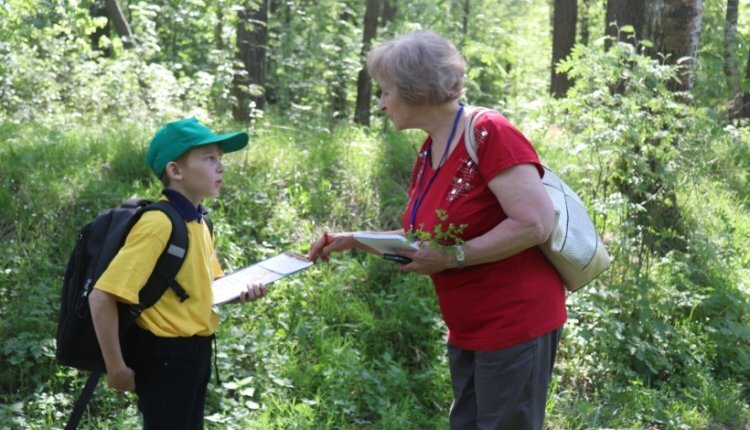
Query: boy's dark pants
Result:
<box><xmin>447</xmin><ymin>327</ymin><xmax>563</xmax><ymax>430</ymax></box>
<box><xmin>128</xmin><ymin>327</ymin><xmax>213</xmax><ymax>430</ymax></box>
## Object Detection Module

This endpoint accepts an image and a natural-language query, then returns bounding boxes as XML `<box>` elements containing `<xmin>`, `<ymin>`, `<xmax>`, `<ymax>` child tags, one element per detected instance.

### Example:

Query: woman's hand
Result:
<box><xmin>397</xmin><ymin>244</ymin><xmax>457</xmax><ymax>275</ymax></box>
<box><xmin>308</xmin><ymin>232</ymin><xmax>358</xmax><ymax>263</ymax></box>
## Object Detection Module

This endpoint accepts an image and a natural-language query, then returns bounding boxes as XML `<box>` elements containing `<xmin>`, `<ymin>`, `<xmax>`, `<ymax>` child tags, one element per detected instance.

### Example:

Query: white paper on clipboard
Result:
<box><xmin>352</xmin><ymin>233</ymin><xmax>418</xmax><ymax>254</ymax></box>
<box><xmin>212</xmin><ymin>252</ymin><xmax>312</xmax><ymax>305</ymax></box>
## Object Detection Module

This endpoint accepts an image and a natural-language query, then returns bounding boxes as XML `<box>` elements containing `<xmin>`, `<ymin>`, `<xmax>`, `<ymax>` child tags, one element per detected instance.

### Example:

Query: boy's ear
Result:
<box><xmin>164</xmin><ymin>161</ymin><xmax>182</xmax><ymax>181</ymax></box>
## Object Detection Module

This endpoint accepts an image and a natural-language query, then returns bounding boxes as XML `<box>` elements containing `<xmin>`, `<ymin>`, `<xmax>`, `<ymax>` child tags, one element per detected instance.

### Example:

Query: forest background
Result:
<box><xmin>1</xmin><ymin>0</ymin><xmax>750</xmax><ymax>429</ymax></box>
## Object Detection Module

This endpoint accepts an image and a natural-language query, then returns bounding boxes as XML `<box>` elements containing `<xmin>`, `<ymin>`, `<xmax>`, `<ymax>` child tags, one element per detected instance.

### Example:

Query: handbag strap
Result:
<box><xmin>463</xmin><ymin>106</ymin><xmax>493</xmax><ymax>165</ymax></box>
<box><xmin>464</xmin><ymin>107</ymin><xmax>552</xmax><ymax>173</ymax></box>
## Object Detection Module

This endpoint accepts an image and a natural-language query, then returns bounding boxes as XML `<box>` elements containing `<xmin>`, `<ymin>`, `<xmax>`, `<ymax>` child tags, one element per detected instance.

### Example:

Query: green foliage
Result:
<box><xmin>407</xmin><ymin>209</ymin><xmax>467</xmax><ymax>254</ymax></box>
<box><xmin>461</xmin><ymin>0</ymin><xmax>550</xmax><ymax>110</ymax></box>
<box><xmin>692</xmin><ymin>0</ymin><xmax>750</xmax><ymax>118</ymax></box>
<box><xmin>536</xmin><ymin>37</ymin><xmax>750</xmax><ymax>429</ymax></box>
<box><xmin>2</xmin><ymin>0</ymin><xmax>750</xmax><ymax>428</ymax></box>
<box><xmin>554</xmin><ymin>37</ymin><xmax>713</xmax><ymax>252</ymax></box>
<box><xmin>1</xmin><ymin>0</ymin><xmax>558</xmax><ymax>130</ymax></box>
<box><xmin>4</xmin><ymin>102</ymin><xmax>749</xmax><ymax>427</ymax></box>
<box><xmin>0</xmin><ymin>117</ymin><xmax>452</xmax><ymax>428</ymax></box>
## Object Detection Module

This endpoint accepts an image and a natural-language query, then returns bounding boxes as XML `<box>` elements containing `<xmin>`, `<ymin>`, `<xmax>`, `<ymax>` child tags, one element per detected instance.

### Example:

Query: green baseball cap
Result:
<box><xmin>145</xmin><ymin>117</ymin><xmax>249</xmax><ymax>177</ymax></box>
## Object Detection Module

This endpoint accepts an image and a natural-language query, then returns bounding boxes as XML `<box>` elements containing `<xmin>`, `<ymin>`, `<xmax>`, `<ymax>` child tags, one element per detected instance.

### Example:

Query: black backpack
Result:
<box><xmin>56</xmin><ymin>198</ymin><xmax>211</xmax><ymax>429</ymax></box>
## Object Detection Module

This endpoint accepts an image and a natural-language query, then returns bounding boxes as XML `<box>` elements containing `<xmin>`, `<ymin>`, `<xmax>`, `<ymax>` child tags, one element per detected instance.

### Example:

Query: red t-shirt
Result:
<box><xmin>401</xmin><ymin>111</ymin><xmax>566</xmax><ymax>351</ymax></box>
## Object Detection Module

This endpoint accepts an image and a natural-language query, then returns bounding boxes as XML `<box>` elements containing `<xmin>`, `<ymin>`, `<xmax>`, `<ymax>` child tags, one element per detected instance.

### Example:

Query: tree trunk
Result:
<box><xmin>264</xmin><ymin>0</ymin><xmax>283</xmax><ymax>105</ymax></box>
<box><xmin>103</xmin><ymin>0</ymin><xmax>155</xmax><ymax>113</ymax></box>
<box><xmin>354</xmin><ymin>0</ymin><xmax>383</xmax><ymax>126</ymax></box>
<box><xmin>377</xmin><ymin>0</ymin><xmax>397</xmax><ymax>133</ymax></box>
<box><xmin>550</xmin><ymin>0</ymin><xmax>576</xmax><ymax>98</ymax></box>
<box><xmin>215</xmin><ymin>6</ymin><xmax>224</xmax><ymax>50</ymax></box>
<box><xmin>618</xmin><ymin>0</ymin><xmax>704</xmax><ymax>255</ymax></box>
<box><xmin>645</xmin><ymin>0</ymin><xmax>704</xmax><ymax>92</ymax></box>
<box><xmin>604</xmin><ymin>0</ymin><xmax>645</xmax><ymax>49</ymax></box>
<box><xmin>89</xmin><ymin>0</ymin><xmax>113</xmax><ymax>56</ymax></box>
<box><xmin>381</xmin><ymin>0</ymin><xmax>397</xmax><ymax>29</ymax></box>
<box><xmin>724</xmin><ymin>0</ymin><xmax>742</xmax><ymax>120</ymax></box>
<box><xmin>461</xmin><ymin>0</ymin><xmax>470</xmax><ymax>47</ymax></box>
<box><xmin>330</xmin><ymin>7</ymin><xmax>354</xmax><ymax>126</ymax></box>
<box><xmin>105</xmin><ymin>0</ymin><xmax>134</xmax><ymax>49</ymax></box>
<box><xmin>580</xmin><ymin>0</ymin><xmax>590</xmax><ymax>46</ymax></box>
<box><xmin>233</xmin><ymin>0</ymin><xmax>269</xmax><ymax>123</ymax></box>
<box><xmin>744</xmin><ymin>40</ymin><xmax>750</xmax><ymax>118</ymax></box>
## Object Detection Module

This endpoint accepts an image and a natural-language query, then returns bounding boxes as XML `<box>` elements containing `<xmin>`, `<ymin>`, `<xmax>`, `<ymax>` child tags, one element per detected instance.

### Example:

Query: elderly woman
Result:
<box><xmin>309</xmin><ymin>31</ymin><xmax>566</xmax><ymax>430</ymax></box>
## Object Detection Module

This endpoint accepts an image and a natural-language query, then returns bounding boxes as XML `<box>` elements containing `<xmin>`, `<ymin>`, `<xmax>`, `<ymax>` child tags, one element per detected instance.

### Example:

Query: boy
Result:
<box><xmin>89</xmin><ymin>117</ymin><xmax>267</xmax><ymax>429</ymax></box>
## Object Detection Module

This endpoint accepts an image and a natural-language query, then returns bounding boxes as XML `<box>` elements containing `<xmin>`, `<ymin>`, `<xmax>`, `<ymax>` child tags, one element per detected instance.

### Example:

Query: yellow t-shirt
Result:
<box><xmin>94</xmin><ymin>208</ymin><xmax>223</xmax><ymax>337</ymax></box>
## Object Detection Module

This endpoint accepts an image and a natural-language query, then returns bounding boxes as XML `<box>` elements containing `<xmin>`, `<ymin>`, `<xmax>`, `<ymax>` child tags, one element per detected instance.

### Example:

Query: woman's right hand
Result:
<box><xmin>309</xmin><ymin>232</ymin><xmax>357</xmax><ymax>263</ymax></box>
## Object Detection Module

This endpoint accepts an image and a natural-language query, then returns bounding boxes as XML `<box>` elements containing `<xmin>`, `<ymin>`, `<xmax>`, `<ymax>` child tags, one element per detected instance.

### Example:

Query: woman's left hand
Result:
<box><xmin>397</xmin><ymin>244</ymin><xmax>457</xmax><ymax>275</ymax></box>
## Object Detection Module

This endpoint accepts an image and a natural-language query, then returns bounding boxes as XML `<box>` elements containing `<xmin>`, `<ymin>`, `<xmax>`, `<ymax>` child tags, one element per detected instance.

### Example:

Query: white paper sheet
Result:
<box><xmin>352</xmin><ymin>233</ymin><xmax>418</xmax><ymax>254</ymax></box>
<box><xmin>212</xmin><ymin>252</ymin><xmax>313</xmax><ymax>305</ymax></box>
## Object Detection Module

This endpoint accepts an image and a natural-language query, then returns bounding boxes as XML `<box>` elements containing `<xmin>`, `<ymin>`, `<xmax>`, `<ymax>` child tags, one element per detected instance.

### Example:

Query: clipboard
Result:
<box><xmin>352</xmin><ymin>233</ymin><xmax>418</xmax><ymax>254</ymax></box>
<box><xmin>213</xmin><ymin>252</ymin><xmax>313</xmax><ymax>305</ymax></box>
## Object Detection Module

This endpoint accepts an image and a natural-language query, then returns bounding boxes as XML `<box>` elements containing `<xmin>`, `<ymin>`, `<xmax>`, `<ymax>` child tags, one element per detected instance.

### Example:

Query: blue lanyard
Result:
<box><xmin>409</xmin><ymin>104</ymin><xmax>465</xmax><ymax>231</ymax></box>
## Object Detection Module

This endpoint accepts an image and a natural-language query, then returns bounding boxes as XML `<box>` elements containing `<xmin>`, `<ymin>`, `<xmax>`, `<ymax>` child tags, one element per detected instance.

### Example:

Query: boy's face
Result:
<box><xmin>169</xmin><ymin>143</ymin><xmax>225</xmax><ymax>204</ymax></box>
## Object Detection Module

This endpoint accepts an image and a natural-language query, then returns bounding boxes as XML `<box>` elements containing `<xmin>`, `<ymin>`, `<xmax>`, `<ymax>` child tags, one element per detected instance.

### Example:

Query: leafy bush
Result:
<box><xmin>539</xmin><ymin>37</ymin><xmax>750</xmax><ymax>429</ymax></box>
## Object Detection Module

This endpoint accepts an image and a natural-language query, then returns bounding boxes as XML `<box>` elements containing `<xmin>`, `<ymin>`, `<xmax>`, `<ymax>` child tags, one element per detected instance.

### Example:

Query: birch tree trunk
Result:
<box><xmin>645</xmin><ymin>0</ymin><xmax>704</xmax><ymax>92</ymax></box>
<box><xmin>620</xmin><ymin>0</ymin><xmax>705</xmax><ymax>254</ymax></box>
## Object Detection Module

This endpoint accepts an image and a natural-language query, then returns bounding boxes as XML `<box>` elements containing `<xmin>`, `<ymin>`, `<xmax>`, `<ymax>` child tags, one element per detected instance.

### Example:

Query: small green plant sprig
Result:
<box><xmin>407</xmin><ymin>209</ymin><xmax>468</xmax><ymax>254</ymax></box>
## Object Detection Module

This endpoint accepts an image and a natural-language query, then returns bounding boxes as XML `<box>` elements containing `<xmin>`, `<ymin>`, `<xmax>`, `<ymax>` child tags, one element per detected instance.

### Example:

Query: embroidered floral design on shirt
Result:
<box><xmin>447</xmin><ymin>157</ymin><xmax>478</xmax><ymax>202</ymax></box>
<box><xmin>475</xmin><ymin>126</ymin><xmax>490</xmax><ymax>148</ymax></box>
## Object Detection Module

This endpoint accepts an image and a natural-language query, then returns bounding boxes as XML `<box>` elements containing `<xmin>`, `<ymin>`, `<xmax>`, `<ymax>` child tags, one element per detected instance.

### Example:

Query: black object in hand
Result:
<box><xmin>382</xmin><ymin>254</ymin><xmax>412</xmax><ymax>264</ymax></box>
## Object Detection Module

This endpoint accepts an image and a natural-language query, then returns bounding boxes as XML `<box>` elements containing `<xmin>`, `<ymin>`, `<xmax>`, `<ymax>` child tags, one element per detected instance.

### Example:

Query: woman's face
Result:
<box><xmin>377</xmin><ymin>80</ymin><xmax>418</xmax><ymax>130</ymax></box>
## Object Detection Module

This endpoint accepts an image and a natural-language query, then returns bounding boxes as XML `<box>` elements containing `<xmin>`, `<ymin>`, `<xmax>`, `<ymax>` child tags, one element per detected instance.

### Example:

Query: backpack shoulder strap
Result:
<box><xmin>132</xmin><ymin>200</ymin><xmax>190</xmax><ymax>312</ymax></box>
<box><xmin>204</xmin><ymin>216</ymin><xmax>214</xmax><ymax>238</ymax></box>
<box><xmin>463</xmin><ymin>106</ymin><xmax>493</xmax><ymax>165</ymax></box>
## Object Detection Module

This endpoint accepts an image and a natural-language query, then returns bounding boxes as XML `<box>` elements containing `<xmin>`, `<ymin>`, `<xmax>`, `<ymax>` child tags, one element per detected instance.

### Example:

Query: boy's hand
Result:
<box><xmin>238</xmin><ymin>282</ymin><xmax>268</xmax><ymax>303</ymax></box>
<box><xmin>107</xmin><ymin>365</ymin><xmax>136</xmax><ymax>393</ymax></box>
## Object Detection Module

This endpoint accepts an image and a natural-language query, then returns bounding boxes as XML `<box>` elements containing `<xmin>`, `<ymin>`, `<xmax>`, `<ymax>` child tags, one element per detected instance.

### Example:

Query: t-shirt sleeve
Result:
<box><xmin>472</xmin><ymin>112</ymin><xmax>544</xmax><ymax>182</ymax></box>
<box><xmin>93</xmin><ymin>211</ymin><xmax>171</xmax><ymax>304</ymax></box>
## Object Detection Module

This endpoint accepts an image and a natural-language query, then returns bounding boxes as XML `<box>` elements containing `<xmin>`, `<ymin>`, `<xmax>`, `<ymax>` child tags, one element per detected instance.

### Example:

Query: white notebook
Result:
<box><xmin>212</xmin><ymin>252</ymin><xmax>313</xmax><ymax>305</ymax></box>
<box><xmin>352</xmin><ymin>233</ymin><xmax>418</xmax><ymax>254</ymax></box>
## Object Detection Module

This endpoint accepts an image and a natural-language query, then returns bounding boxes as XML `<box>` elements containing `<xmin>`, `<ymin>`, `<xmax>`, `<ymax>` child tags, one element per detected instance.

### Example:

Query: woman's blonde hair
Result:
<box><xmin>367</xmin><ymin>30</ymin><xmax>465</xmax><ymax>105</ymax></box>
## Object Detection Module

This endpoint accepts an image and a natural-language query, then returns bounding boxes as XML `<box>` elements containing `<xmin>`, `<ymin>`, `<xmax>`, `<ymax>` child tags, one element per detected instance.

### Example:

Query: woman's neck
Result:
<box><xmin>421</xmin><ymin>101</ymin><xmax>464</xmax><ymax>140</ymax></box>
<box><xmin>420</xmin><ymin>101</ymin><xmax>466</xmax><ymax>166</ymax></box>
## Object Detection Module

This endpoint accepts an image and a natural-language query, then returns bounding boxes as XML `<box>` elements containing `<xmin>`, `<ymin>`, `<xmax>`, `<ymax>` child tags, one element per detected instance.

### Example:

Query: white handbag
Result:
<box><xmin>463</xmin><ymin>107</ymin><xmax>611</xmax><ymax>291</ymax></box>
